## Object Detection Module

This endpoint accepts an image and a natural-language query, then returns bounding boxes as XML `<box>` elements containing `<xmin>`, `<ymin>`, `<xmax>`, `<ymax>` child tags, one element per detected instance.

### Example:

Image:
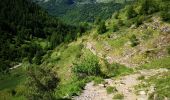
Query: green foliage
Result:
<box><xmin>161</xmin><ymin>11</ymin><xmax>170</xmax><ymax>21</ymax></box>
<box><xmin>113</xmin><ymin>93</ymin><xmax>124</xmax><ymax>99</ymax></box>
<box><xmin>142</xmin><ymin>29</ymin><xmax>153</xmax><ymax>40</ymax></box>
<box><xmin>141</xmin><ymin>57</ymin><xmax>170</xmax><ymax>69</ymax></box>
<box><xmin>106</xmin><ymin>86</ymin><xmax>117</xmax><ymax>94</ymax></box>
<box><xmin>38</xmin><ymin>1</ymin><xmax>130</xmax><ymax>24</ymax></box>
<box><xmin>0</xmin><ymin>67</ymin><xmax>26</xmax><ymax>91</ymax></box>
<box><xmin>146</xmin><ymin>71</ymin><xmax>170</xmax><ymax>99</ymax></box>
<box><xmin>55</xmin><ymin>78</ymin><xmax>87</xmax><ymax>98</ymax></box>
<box><xmin>134</xmin><ymin>15</ymin><xmax>145</xmax><ymax>27</ymax></box>
<box><xmin>125</xmin><ymin>5</ymin><xmax>137</xmax><ymax>19</ymax></box>
<box><xmin>168</xmin><ymin>47</ymin><xmax>170</xmax><ymax>55</ymax></box>
<box><xmin>129</xmin><ymin>34</ymin><xmax>139</xmax><ymax>47</ymax></box>
<box><xmin>112</xmin><ymin>24</ymin><xmax>119</xmax><ymax>32</ymax></box>
<box><xmin>26</xmin><ymin>66</ymin><xmax>59</xmax><ymax>100</ymax></box>
<box><xmin>97</xmin><ymin>21</ymin><xmax>107</xmax><ymax>34</ymax></box>
<box><xmin>0</xmin><ymin>0</ymin><xmax>84</xmax><ymax>72</ymax></box>
<box><xmin>72</xmin><ymin>54</ymin><xmax>102</xmax><ymax>78</ymax></box>
<box><xmin>93</xmin><ymin>77</ymin><xmax>104</xmax><ymax>85</ymax></box>
<box><xmin>137</xmin><ymin>75</ymin><xmax>145</xmax><ymax>80</ymax></box>
<box><xmin>104</xmin><ymin>60</ymin><xmax>133</xmax><ymax>77</ymax></box>
<box><xmin>138</xmin><ymin>0</ymin><xmax>158</xmax><ymax>15</ymax></box>
<box><xmin>113</xmin><ymin>11</ymin><xmax>119</xmax><ymax>19</ymax></box>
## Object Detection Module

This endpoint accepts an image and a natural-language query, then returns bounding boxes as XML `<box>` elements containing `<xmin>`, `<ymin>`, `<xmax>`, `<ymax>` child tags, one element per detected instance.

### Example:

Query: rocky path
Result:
<box><xmin>73</xmin><ymin>68</ymin><xmax>168</xmax><ymax>100</ymax></box>
<box><xmin>73</xmin><ymin>42</ymin><xmax>169</xmax><ymax>100</ymax></box>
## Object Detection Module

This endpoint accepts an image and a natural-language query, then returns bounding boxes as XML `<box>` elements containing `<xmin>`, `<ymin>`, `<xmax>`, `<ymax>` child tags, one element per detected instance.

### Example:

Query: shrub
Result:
<box><xmin>113</xmin><ymin>93</ymin><xmax>124</xmax><ymax>99</ymax></box>
<box><xmin>167</xmin><ymin>47</ymin><xmax>170</xmax><ymax>55</ymax></box>
<box><xmin>72</xmin><ymin>54</ymin><xmax>102</xmax><ymax>78</ymax></box>
<box><xmin>94</xmin><ymin>77</ymin><xmax>104</xmax><ymax>85</ymax></box>
<box><xmin>161</xmin><ymin>11</ymin><xmax>170</xmax><ymax>21</ymax></box>
<box><xmin>26</xmin><ymin>66</ymin><xmax>59</xmax><ymax>99</ymax></box>
<box><xmin>55</xmin><ymin>79</ymin><xmax>87</xmax><ymax>98</ymax></box>
<box><xmin>113</xmin><ymin>11</ymin><xmax>119</xmax><ymax>19</ymax></box>
<box><xmin>97</xmin><ymin>21</ymin><xmax>107</xmax><ymax>34</ymax></box>
<box><xmin>137</xmin><ymin>75</ymin><xmax>145</xmax><ymax>80</ymax></box>
<box><xmin>136</xmin><ymin>16</ymin><xmax>145</xmax><ymax>27</ymax></box>
<box><xmin>104</xmin><ymin>61</ymin><xmax>133</xmax><ymax>77</ymax></box>
<box><xmin>129</xmin><ymin>34</ymin><xmax>139</xmax><ymax>47</ymax></box>
<box><xmin>112</xmin><ymin>24</ymin><xmax>119</xmax><ymax>32</ymax></box>
<box><xmin>125</xmin><ymin>5</ymin><xmax>137</xmax><ymax>19</ymax></box>
<box><xmin>143</xmin><ymin>29</ymin><xmax>153</xmax><ymax>38</ymax></box>
<box><xmin>106</xmin><ymin>86</ymin><xmax>117</xmax><ymax>94</ymax></box>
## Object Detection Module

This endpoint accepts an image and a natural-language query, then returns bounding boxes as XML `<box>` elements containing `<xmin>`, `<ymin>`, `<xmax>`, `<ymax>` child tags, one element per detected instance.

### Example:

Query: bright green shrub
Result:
<box><xmin>72</xmin><ymin>54</ymin><xmax>102</xmax><ymax>78</ymax></box>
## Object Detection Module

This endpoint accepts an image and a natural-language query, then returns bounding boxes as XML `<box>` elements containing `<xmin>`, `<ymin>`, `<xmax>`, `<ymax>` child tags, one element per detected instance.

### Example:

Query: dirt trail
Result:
<box><xmin>73</xmin><ymin>42</ymin><xmax>169</xmax><ymax>100</ymax></box>
<box><xmin>73</xmin><ymin>68</ymin><xmax>168</xmax><ymax>100</ymax></box>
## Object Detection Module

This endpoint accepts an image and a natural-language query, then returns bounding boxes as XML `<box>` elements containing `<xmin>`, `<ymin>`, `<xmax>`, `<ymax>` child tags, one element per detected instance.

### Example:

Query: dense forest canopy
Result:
<box><xmin>0</xmin><ymin>0</ymin><xmax>84</xmax><ymax>73</ymax></box>
<box><xmin>34</xmin><ymin>0</ymin><xmax>135</xmax><ymax>24</ymax></box>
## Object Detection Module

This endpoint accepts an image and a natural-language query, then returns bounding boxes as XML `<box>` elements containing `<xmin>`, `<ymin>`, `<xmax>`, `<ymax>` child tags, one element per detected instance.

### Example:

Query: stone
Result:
<box><xmin>139</xmin><ymin>91</ymin><xmax>146</xmax><ymax>95</ymax></box>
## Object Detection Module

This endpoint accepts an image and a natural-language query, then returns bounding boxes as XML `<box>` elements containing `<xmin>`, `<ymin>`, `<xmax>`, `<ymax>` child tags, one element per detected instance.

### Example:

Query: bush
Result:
<box><xmin>55</xmin><ymin>79</ymin><xmax>87</xmax><ymax>98</ymax></box>
<box><xmin>167</xmin><ymin>47</ymin><xmax>170</xmax><ymax>55</ymax></box>
<box><xmin>94</xmin><ymin>77</ymin><xmax>104</xmax><ymax>85</ymax></box>
<box><xmin>113</xmin><ymin>93</ymin><xmax>124</xmax><ymax>99</ymax></box>
<box><xmin>97</xmin><ymin>21</ymin><xmax>107</xmax><ymax>34</ymax></box>
<box><xmin>135</xmin><ymin>15</ymin><xmax>145</xmax><ymax>27</ymax></box>
<box><xmin>104</xmin><ymin>61</ymin><xmax>133</xmax><ymax>77</ymax></box>
<box><xmin>137</xmin><ymin>75</ymin><xmax>145</xmax><ymax>80</ymax></box>
<box><xmin>129</xmin><ymin>34</ymin><xmax>139</xmax><ymax>47</ymax></box>
<box><xmin>113</xmin><ymin>11</ymin><xmax>119</xmax><ymax>19</ymax></box>
<box><xmin>106</xmin><ymin>86</ymin><xmax>117</xmax><ymax>94</ymax></box>
<box><xmin>112</xmin><ymin>24</ymin><xmax>119</xmax><ymax>32</ymax></box>
<box><xmin>72</xmin><ymin>54</ymin><xmax>102</xmax><ymax>78</ymax></box>
<box><xmin>125</xmin><ymin>5</ymin><xmax>137</xmax><ymax>19</ymax></box>
<box><xmin>161</xmin><ymin>11</ymin><xmax>170</xmax><ymax>21</ymax></box>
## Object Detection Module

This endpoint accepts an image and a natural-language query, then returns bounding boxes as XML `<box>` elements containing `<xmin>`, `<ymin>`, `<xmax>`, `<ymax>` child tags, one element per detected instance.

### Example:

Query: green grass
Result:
<box><xmin>105</xmin><ymin>62</ymin><xmax>133</xmax><ymax>77</ymax></box>
<box><xmin>93</xmin><ymin>77</ymin><xmax>104</xmax><ymax>85</ymax></box>
<box><xmin>136</xmin><ymin>71</ymin><xmax>170</xmax><ymax>100</ymax></box>
<box><xmin>108</xmin><ymin>36</ymin><xmax>127</xmax><ymax>48</ymax></box>
<box><xmin>147</xmin><ymin>71</ymin><xmax>170</xmax><ymax>99</ymax></box>
<box><xmin>106</xmin><ymin>86</ymin><xmax>117</xmax><ymax>94</ymax></box>
<box><xmin>137</xmin><ymin>75</ymin><xmax>145</xmax><ymax>80</ymax></box>
<box><xmin>0</xmin><ymin>67</ymin><xmax>27</xmax><ymax>100</ymax></box>
<box><xmin>113</xmin><ymin>93</ymin><xmax>124</xmax><ymax>99</ymax></box>
<box><xmin>140</xmin><ymin>57</ymin><xmax>170</xmax><ymax>69</ymax></box>
<box><xmin>0</xmin><ymin>67</ymin><xmax>26</xmax><ymax>91</ymax></box>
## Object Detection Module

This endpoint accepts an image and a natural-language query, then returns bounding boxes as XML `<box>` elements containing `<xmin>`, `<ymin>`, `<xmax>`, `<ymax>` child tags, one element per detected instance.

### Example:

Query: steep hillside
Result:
<box><xmin>0</xmin><ymin>0</ymin><xmax>83</xmax><ymax>72</ymax></box>
<box><xmin>0</xmin><ymin>0</ymin><xmax>170</xmax><ymax>100</ymax></box>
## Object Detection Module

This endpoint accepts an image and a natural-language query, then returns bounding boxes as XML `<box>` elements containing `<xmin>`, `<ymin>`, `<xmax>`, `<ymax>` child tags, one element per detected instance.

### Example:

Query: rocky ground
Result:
<box><xmin>73</xmin><ymin>68</ymin><xmax>168</xmax><ymax>100</ymax></box>
<box><xmin>73</xmin><ymin>40</ymin><xmax>169</xmax><ymax>100</ymax></box>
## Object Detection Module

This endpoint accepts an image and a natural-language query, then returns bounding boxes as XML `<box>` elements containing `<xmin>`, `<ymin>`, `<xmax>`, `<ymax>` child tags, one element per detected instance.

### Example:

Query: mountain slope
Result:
<box><xmin>0</xmin><ymin>0</ymin><xmax>170</xmax><ymax>100</ymax></box>
<box><xmin>0</xmin><ymin>0</ymin><xmax>82</xmax><ymax>72</ymax></box>
<box><xmin>34</xmin><ymin>0</ymin><xmax>135</xmax><ymax>24</ymax></box>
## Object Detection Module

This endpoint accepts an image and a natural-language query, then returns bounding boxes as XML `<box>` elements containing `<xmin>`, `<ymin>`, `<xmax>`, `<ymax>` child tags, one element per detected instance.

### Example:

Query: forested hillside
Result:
<box><xmin>0</xmin><ymin>0</ymin><xmax>84</xmax><ymax>73</ymax></box>
<box><xmin>34</xmin><ymin>0</ymin><xmax>134</xmax><ymax>24</ymax></box>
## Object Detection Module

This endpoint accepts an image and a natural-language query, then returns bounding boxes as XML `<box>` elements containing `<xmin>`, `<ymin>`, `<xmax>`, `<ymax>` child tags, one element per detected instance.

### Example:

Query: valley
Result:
<box><xmin>0</xmin><ymin>0</ymin><xmax>170</xmax><ymax>100</ymax></box>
